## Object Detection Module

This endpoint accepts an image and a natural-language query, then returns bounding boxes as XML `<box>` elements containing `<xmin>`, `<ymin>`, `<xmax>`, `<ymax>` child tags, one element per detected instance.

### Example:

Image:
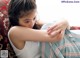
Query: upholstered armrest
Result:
<box><xmin>70</xmin><ymin>26</ymin><xmax>80</xmax><ymax>30</ymax></box>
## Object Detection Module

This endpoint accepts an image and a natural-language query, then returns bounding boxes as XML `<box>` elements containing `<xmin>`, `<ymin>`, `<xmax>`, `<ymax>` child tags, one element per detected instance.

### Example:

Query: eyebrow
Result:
<box><xmin>25</xmin><ymin>19</ymin><xmax>31</xmax><ymax>20</ymax></box>
<box><xmin>25</xmin><ymin>16</ymin><xmax>36</xmax><ymax>20</ymax></box>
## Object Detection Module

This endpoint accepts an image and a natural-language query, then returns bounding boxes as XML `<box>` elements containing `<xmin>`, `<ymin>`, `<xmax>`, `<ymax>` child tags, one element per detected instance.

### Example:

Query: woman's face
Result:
<box><xmin>19</xmin><ymin>11</ymin><xmax>37</xmax><ymax>28</ymax></box>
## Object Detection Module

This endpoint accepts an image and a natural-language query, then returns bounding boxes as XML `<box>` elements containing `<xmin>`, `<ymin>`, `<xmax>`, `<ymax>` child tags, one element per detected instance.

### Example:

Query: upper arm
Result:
<box><xmin>9</xmin><ymin>26</ymin><xmax>57</xmax><ymax>42</ymax></box>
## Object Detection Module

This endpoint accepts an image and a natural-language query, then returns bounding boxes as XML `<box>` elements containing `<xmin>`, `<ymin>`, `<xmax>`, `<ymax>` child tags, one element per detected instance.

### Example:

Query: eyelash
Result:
<box><xmin>25</xmin><ymin>17</ymin><xmax>36</xmax><ymax>23</ymax></box>
<box><xmin>25</xmin><ymin>21</ymin><xmax>30</xmax><ymax>23</ymax></box>
<box><xmin>25</xmin><ymin>19</ymin><xmax>36</xmax><ymax>23</ymax></box>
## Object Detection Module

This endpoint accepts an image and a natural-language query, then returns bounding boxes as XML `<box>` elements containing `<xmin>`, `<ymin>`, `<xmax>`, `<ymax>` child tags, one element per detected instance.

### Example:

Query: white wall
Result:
<box><xmin>36</xmin><ymin>0</ymin><xmax>80</xmax><ymax>26</ymax></box>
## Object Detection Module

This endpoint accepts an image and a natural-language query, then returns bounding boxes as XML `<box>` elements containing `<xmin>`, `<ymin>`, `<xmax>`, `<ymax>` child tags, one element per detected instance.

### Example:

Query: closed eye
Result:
<box><xmin>25</xmin><ymin>20</ymin><xmax>30</xmax><ymax>23</ymax></box>
<box><xmin>24</xmin><ymin>16</ymin><xmax>36</xmax><ymax>23</ymax></box>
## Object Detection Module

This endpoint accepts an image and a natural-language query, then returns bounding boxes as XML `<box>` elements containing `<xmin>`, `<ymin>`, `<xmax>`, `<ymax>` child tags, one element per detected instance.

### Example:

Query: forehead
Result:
<box><xmin>19</xmin><ymin>10</ymin><xmax>37</xmax><ymax>20</ymax></box>
<box><xmin>19</xmin><ymin>10</ymin><xmax>37</xmax><ymax>18</ymax></box>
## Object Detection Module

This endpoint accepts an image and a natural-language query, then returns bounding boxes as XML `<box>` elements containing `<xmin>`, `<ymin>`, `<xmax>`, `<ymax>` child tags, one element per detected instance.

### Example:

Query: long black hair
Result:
<box><xmin>8</xmin><ymin>0</ymin><xmax>37</xmax><ymax>28</ymax></box>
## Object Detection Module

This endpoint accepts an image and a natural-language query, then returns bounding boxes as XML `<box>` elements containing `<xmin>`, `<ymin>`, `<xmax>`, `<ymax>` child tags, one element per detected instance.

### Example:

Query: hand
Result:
<box><xmin>47</xmin><ymin>19</ymin><xmax>69</xmax><ymax>35</ymax></box>
<box><xmin>49</xmin><ymin>29</ymin><xmax>62</xmax><ymax>37</ymax></box>
<box><xmin>51</xmin><ymin>29</ymin><xmax>65</xmax><ymax>42</ymax></box>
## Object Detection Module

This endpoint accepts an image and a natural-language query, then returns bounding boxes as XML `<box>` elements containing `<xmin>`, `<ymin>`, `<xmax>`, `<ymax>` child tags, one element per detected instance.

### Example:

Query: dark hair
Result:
<box><xmin>8</xmin><ymin>0</ymin><xmax>36</xmax><ymax>27</ymax></box>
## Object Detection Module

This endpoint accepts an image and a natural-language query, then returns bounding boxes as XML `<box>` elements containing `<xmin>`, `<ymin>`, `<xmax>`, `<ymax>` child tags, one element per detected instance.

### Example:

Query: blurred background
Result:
<box><xmin>36</xmin><ymin>0</ymin><xmax>80</xmax><ymax>26</ymax></box>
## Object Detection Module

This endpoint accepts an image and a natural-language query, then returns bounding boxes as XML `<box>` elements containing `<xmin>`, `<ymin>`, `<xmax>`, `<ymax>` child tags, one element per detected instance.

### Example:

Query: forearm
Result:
<box><xmin>12</xmin><ymin>26</ymin><xmax>62</xmax><ymax>42</ymax></box>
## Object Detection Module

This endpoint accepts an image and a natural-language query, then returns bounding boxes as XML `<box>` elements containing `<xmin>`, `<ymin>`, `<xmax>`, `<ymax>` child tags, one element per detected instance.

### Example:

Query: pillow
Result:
<box><xmin>0</xmin><ymin>0</ymin><xmax>18</xmax><ymax>58</ymax></box>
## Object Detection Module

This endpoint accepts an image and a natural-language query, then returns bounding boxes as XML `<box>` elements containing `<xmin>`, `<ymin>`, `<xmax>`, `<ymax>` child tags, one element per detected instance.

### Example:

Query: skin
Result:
<box><xmin>8</xmin><ymin>10</ymin><xmax>68</xmax><ymax>50</ymax></box>
<box><xmin>47</xmin><ymin>19</ymin><xmax>70</xmax><ymax>35</ymax></box>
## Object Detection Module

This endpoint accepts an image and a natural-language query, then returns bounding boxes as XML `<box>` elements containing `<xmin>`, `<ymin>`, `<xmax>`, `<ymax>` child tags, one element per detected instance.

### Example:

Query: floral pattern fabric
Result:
<box><xmin>0</xmin><ymin>0</ymin><xmax>17</xmax><ymax>58</ymax></box>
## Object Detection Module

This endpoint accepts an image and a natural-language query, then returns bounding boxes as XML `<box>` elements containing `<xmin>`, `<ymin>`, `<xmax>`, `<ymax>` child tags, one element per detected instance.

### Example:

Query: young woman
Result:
<box><xmin>8</xmin><ymin>0</ymin><xmax>69</xmax><ymax>58</ymax></box>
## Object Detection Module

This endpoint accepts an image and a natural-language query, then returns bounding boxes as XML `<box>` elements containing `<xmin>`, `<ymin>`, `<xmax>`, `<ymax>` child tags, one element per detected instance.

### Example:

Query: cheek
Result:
<box><xmin>19</xmin><ymin>21</ymin><xmax>28</xmax><ymax>27</ymax></box>
<box><xmin>29</xmin><ymin>21</ymin><xmax>35</xmax><ymax>28</ymax></box>
<box><xmin>29</xmin><ymin>23</ymin><xmax>35</xmax><ymax>27</ymax></box>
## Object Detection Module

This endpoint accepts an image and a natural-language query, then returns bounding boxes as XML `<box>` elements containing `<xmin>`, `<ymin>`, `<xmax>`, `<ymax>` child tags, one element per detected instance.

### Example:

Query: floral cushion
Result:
<box><xmin>0</xmin><ymin>0</ymin><xmax>17</xmax><ymax>58</ymax></box>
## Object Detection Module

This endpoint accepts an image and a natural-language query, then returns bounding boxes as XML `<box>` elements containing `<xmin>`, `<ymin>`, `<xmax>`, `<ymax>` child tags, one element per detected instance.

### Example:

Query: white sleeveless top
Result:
<box><xmin>8</xmin><ymin>30</ymin><xmax>40</xmax><ymax>58</ymax></box>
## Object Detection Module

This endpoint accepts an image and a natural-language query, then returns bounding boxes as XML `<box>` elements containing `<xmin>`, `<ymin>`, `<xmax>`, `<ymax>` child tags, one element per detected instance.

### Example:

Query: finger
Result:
<box><xmin>57</xmin><ymin>30</ymin><xmax>65</xmax><ymax>41</ymax></box>
<box><xmin>47</xmin><ymin>24</ymin><xmax>58</xmax><ymax>32</ymax></box>
<box><xmin>60</xmin><ymin>30</ymin><xmax>65</xmax><ymax>39</ymax></box>
<box><xmin>52</xmin><ymin>24</ymin><xmax>62</xmax><ymax>31</ymax></box>
<box><xmin>47</xmin><ymin>27</ymin><xmax>51</xmax><ymax>31</ymax></box>
<box><xmin>47</xmin><ymin>24</ymin><xmax>62</xmax><ymax>34</ymax></box>
<box><xmin>52</xmin><ymin>31</ymin><xmax>62</xmax><ymax>42</ymax></box>
<box><xmin>50</xmin><ymin>29</ymin><xmax>62</xmax><ymax>37</ymax></box>
<box><xmin>47</xmin><ymin>25</ymin><xmax>62</xmax><ymax>35</ymax></box>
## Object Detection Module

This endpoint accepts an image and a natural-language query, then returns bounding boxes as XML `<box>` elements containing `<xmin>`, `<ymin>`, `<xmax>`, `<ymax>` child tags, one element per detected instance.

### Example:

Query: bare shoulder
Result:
<box><xmin>8</xmin><ymin>26</ymin><xmax>26</xmax><ymax>49</ymax></box>
<box><xmin>9</xmin><ymin>26</ymin><xmax>29</xmax><ymax>33</ymax></box>
<box><xmin>8</xmin><ymin>26</ymin><xmax>26</xmax><ymax>39</ymax></box>
<box><xmin>8</xmin><ymin>26</ymin><xmax>22</xmax><ymax>35</ymax></box>
<box><xmin>8</xmin><ymin>26</ymin><xmax>36</xmax><ymax>41</ymax></box>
